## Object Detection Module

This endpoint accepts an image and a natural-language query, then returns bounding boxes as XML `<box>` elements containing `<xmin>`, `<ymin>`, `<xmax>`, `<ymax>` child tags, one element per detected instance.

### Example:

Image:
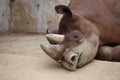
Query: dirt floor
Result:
<box><xmin>0</xmin><ymin>34</ymin><xmax>120</xmax><ymax>80</ymax></box>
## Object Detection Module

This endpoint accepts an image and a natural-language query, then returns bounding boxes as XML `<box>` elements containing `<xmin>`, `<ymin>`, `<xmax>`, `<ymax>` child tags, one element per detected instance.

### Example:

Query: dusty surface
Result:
<box><xmin>0</xmin><ymin>34</ymin><xmax>120</xmax><ymax>80</ymax></box>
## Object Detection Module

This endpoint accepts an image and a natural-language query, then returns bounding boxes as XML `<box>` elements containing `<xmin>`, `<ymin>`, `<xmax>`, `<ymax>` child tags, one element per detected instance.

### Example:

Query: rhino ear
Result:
<box><xmin>55</xmin><ymin>5</ymin><xmax>72</xmax><ymax>17</ymax></box>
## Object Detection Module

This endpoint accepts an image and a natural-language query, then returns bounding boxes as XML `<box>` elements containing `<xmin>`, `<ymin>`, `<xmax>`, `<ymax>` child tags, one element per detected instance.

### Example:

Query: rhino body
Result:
<box><xmin>41</xmin><ymin>0</ymin><xmax>120</xmax><ymax>71</ymax></box>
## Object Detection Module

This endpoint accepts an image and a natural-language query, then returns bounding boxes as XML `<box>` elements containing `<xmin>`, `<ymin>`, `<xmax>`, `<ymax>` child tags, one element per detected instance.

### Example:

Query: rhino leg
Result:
<box><xmin>96</xmin><ymin>45</ymin><xmax>120</xmax><ymax>61</ymax></box>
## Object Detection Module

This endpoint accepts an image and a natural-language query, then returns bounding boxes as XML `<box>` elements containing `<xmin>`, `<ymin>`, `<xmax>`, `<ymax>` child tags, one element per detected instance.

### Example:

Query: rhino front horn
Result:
<box><xmin>46</xmin><ymin>34</ymin><xmax>64</xmax><ymax>44</ymax></box>
<box><xmin>40</xmin><ymin>44</ymin><xmax>64</xmax><ymax>62</ymax></box>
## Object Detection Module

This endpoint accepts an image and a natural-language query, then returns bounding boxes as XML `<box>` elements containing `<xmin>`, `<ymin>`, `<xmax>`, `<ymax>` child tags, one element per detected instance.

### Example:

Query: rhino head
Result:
<box><xmin>41</xmin><ymin>5</ymin><xmax>100</xmax><ymax>71</ymax></box>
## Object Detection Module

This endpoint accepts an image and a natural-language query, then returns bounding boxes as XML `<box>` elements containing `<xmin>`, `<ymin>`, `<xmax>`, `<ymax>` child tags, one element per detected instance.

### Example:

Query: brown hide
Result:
<box><xmin>58</xmin><ymin>0</ymin><xmax>120</xmax><ymax>45</ymax></box>
<box><xmin>41</xmin><ymin>0</ymin><xmax>120</xmax><ymax>71</ymax></box>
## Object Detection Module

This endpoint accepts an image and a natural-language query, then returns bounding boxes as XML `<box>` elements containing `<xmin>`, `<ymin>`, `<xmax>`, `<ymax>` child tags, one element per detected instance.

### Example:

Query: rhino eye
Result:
<box><xmin>68</xmin><ymin>31</ymin><xmax>83</xmax><ymax>41</ymax></box>
<box><xmin>73</xmin><ymin>34</ymin><xmax>80</xmax><ymax>40</ymax></box>
<box><xmin>74</xmin><ymin>35</ymin><xmax>79</xmax><ymax>39</ymax></box>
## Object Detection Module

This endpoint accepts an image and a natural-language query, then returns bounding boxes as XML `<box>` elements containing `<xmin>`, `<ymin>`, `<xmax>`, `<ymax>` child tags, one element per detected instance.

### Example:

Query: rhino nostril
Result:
<box><xmin>71</xmin><ymin>56</ymin><xmax>76</xmax><ymax>62</ymax></box>
<box><xmin>69</xmin><ymin>54</ymin><xmax>78</xmax><ymax>64</ymax></box>
<box><xmin>64</xmin><ymin>52</ymin><xmax>79</xmax><ymax>65</ymax></box>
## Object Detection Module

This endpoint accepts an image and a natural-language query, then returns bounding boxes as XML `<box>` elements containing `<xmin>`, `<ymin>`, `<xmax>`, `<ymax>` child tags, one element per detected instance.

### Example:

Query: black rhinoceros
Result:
<box><xmin>41</xmin><ymin>0</ymin><xmax>120</xmax><ymax>71</ymax></box>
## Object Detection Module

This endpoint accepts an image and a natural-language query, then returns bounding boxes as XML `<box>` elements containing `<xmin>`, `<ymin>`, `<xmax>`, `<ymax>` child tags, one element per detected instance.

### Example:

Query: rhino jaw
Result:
<box><xmin>46</xmin><ymin>34</ymin><xmax>64</xmax><ymax>44</ymax></box>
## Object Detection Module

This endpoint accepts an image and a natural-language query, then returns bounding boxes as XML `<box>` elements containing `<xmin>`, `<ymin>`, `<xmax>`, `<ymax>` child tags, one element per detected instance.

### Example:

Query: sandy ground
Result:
<box><xmin>0</xmin><ymin>34</ymin><xmax>120</xmax><ymax>80</ymax></box>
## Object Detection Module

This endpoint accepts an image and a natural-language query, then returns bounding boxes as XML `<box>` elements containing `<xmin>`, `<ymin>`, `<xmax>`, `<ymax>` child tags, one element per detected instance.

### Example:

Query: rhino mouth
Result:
<box><xmin>41</xmin><ymin>34</ymin><xmax>99</xmax><ymax>71</ymax></box>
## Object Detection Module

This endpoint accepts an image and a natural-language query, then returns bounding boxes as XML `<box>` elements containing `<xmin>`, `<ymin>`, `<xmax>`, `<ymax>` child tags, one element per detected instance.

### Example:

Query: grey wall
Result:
<box><xmin>0</xmin><ymin>0</ymin><xmax>10</xmax><ymax>34</ymax></box>
<box><xmin>0</xmin><ymin>0</ymin><xmax>70</xmax><ymax>34</ymax></box>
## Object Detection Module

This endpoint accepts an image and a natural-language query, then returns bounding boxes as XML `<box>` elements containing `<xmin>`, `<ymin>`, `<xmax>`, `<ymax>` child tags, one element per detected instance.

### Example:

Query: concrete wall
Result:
<box><xmin>0</xmin><ymin>0</ymin><xmax>10</xmax><ymax>34</ymax></box>
<box><xmin>0</xmin><ymin>0</ymin><xmax>70</xmax><ymax>34</ymax></box>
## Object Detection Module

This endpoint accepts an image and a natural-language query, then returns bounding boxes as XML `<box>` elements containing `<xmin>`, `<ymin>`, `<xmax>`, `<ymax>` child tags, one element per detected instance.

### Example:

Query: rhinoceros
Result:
<box><xmin>41</xmin><ymin>0</ymin><xmax>120</xmax><ymax>71</ymax></box>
